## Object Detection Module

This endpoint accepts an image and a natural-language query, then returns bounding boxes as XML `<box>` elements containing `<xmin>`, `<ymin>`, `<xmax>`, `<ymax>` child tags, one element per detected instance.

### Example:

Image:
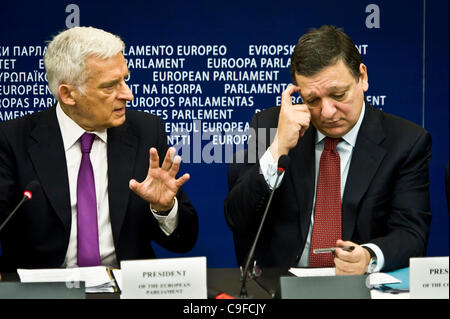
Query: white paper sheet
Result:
<box><xmin>17</xmin><ymin>266</ymin><xmax>117</xmax><ymax>293</ymax></box>
<box><xmin>288</xmin><ymin>267</ymin><xmax>336</xmax><ymax>277</ymax></box>
<box><xmin>366</xmin><ymin>272</ymin><xmax>401</xmax><ymax>287</ymax></box>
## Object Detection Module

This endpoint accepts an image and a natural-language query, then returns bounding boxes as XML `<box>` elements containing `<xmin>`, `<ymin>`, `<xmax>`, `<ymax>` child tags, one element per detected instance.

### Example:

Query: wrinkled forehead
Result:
<box><xmin>295</xmin><ymin>61</ymin><xmax>357</xmax><ymax>96</ymax></box>
<box><xmin>84</xmin><ymin>53</ymin><xmax>129</xmax><ymax>80</ymax></box>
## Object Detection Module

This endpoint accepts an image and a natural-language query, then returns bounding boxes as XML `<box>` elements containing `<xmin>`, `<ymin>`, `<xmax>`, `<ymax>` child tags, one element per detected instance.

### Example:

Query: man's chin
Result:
<box><xmin>317</xmin><ymin>126</ymin><xmax>348</xmax><ymax>138</ymax></box>
<box><xmin>110</xmin><ymin>114</ymin><xmax>126</xmax><ymax>127</ymax></box>
<box><xmin>113</xmin><ymin>107</ymin><xmax>126</xmax><ymax>116</ymax></box>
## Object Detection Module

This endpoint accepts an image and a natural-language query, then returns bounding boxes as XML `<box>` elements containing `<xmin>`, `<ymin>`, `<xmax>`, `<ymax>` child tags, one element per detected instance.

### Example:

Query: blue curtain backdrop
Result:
<box><xmin>0</xmin><ymin>0</ymin><xmax>448</xmax><ymax>267</ymax></box>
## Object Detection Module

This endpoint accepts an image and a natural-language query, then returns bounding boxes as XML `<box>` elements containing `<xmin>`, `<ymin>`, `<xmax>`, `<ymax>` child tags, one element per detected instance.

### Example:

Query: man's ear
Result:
<box><xmin>359</xmin><ymin>63</ymin><xmax>369</xmax><ymax>92</ymax></box>
<box><xmin>58</xmin><ymin>84</ymin><xmax>77</xmax><ymax>106</ymax></box>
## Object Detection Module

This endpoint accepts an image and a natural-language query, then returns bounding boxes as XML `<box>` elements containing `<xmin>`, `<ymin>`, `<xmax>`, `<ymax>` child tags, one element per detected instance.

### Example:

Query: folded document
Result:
<box><xmin>289</xmin><ymin>267</ymin><xmax>406</xmax><ymax>292</ymax></box>
<box><xmin>17</xmin><ymin>266</ymin><xmax>118</xmax><ymax>293</ymax></box>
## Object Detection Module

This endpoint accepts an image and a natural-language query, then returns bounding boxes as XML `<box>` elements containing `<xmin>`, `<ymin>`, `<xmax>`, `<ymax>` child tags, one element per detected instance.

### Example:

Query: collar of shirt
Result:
<box><xmin>56</xmin><ymin>102</ymin><xmax>107</xmax><ymax>151</ymax></box>
<box><xmin>315</xmin><ymin>101</ymin><xmax>366</xmax><ymax>147</ymax></box>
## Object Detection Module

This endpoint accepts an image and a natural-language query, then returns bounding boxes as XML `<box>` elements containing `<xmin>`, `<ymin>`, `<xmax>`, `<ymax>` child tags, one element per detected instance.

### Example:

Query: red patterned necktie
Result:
<box><xmin>309</xmin><ymin>137</ymin><xmax>342</xmax><ymax>267</ymax></box>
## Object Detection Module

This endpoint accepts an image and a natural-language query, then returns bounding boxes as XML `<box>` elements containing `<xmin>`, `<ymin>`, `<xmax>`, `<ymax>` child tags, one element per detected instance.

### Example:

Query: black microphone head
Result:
<box><xmin>23</xmin><ymin>180</ymin><xmax>40</xmax><ymax>199</ymax></box>
<box><xmin>277</xmin><ymin>155</ymin><xmax>290</xmax><ymax>172</ymax></box>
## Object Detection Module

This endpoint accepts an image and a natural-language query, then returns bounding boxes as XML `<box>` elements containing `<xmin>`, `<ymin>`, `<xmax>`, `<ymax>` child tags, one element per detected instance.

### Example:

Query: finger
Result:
<box><xmin>336</xmin><ymin>239</ymin><xmax>356</xmax><ymax>250</ymax></box>
<box><xmin>335</xmin><ymin>257</ymin><xmax>366</xmax><ymax>276</ymax></box>
<box><xmin>175</xmin><ymin>173</ymin><xmax>190</xmax><ymax>188</ymax></box>
<box><xmin>334</xmin><ymin>257</ymin><xmax>358</xmax><ymax>275</ymax></box>
<box><xmin>294</xmin><ymin>105</ymin><xmax>311</xmax><ymax>120</ymax></box>
<box><xmin>168</xmin><ymin>155</ymin><xmax>182</xmax><ymax>178</ymax></box>
<box><xmin>161</xmin><ymin>147</ymin><xmax>176</xmax><ymax>171</ymax></box>
<box><xmin>281</xmin><ymin>84</ymin><xmax>301</xmax><ymax>106</ymax></box>
<box><xmin>335</xmin><ymin>249</ymin><xmax>356</xmax><ymax>263</ymax></box>
<box><xmin>296</xmin><ymin>109</ymin><xmax>311</xmax><ymax>137</ymax></box>
<box><xmin>281</xmin><ymin>87</ymin><xmax>300</xmax><ymax>106</ymax></box>
<box><xmin>291</xmin><ymin>103</ymin><xmax>309</xmax><ymax>111</ymax></box>
<box><xmin>149</xmin><ymin>147</ymin><xmax>160</xmax><ymax>170</ymax></box>
<box><xmin>284</xmin><ymin>83</ymin><xmax>302</xmax><ymax>96</ymax></box>
<box><xmin>298</xmin><ymin>116</ymin><xmax>310</xmax><ymax>130</ymax></box>
<box><xmin>129</xmin><ymin>179</ymin><xmax>140</xmax><ymax>192</ymax></box>
<box><xmin>335</xmin><ymin>240</ymin><xmax>363</xmax><ymax>264</ymax></box>
<box><xmin>336</xmin><ymin>239</ymin><xmax>347</xmax><ymax>246</ymax></box>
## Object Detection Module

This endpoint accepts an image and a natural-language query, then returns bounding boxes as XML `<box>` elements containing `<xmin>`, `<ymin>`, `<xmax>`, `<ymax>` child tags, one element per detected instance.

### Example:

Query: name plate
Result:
<box><xmin>120</xmin><ymin>256</ymin><xmax>207</xmax><ymax>299</ymax></box>
<box><xmin>410</xmin><ymin>256</ymin><xmax>449</xmax><ymax>299</ymax></box>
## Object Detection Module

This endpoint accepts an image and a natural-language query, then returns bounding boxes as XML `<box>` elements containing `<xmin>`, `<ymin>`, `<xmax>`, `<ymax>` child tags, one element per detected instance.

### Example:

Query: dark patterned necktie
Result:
<box><xmin>309</xmin><ymin>137</ymin><xmax>342</xmax><ymax>267</ymax></box>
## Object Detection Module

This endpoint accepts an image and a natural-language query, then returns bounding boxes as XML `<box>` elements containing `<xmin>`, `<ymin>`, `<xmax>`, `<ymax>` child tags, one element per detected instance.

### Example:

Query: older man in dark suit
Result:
<box><xmin>225</xmin><ymin>25</ymin><xmax>431</xmax><ymax>274</ymax></box>
<box><xmin>0</xmin><ymin>27</ymin><xmax>198</xmax><ymax>271</ymax></box>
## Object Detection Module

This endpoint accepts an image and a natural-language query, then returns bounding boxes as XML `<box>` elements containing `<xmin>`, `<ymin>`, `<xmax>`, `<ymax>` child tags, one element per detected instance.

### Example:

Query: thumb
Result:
<box><xmin>129</xmin><ymin>179</ymin><xmax>139</xmax><ymax>192</ymax></box>
<box><xmin>175</xmin><ymin>173</ymin><xmax>191</xmax><ymax>188</ymax></box>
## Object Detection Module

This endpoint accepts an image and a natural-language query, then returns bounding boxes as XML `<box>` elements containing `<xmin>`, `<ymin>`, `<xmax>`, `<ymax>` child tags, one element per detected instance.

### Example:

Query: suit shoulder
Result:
<box><xmin>250</xmin><ymin>106</ymin><xmax>280</xmax><ymax>128</ymax></box>
<box><xmin>379</xmin><ymin>109</ymin><xmax>429</xmax><ymax>138</ymax></box>
<box><xmin>123</xmin><ymin>109</ymin><xmax>166</xmax><ymax>140</ymax></box>
<box><xmin>369</xmin><ymin>108</ymin><xmax>431</xmax><ymax>152</ymax></box>
<box><xmin>0</xmin><ymin>108</ymin><xmax>53</xmax><ymax>136</ymax></box>
<box><xmin>125</xmin><ymin>108</ymin><xmax>163</xmax><ymax>125</ymax></box>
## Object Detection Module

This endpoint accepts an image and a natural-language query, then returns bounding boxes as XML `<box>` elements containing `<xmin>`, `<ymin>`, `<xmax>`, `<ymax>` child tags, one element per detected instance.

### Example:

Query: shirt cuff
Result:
<box><xmin>259</xmin><ymin>149</ymin><xmax>285</xmax><ymax>190</ymax></box>
<box><xmin>150</xmin><ymin>197</ymin><xmax>179</xmax><ymax>236</ymax></box>
<box><xmin>361</xmin><ymin>243</ymin><xmax>385</xmax><ymax>272</ymax></box>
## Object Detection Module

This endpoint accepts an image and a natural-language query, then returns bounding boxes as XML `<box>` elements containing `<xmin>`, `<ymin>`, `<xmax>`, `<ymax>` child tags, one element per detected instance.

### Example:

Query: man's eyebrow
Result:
<box><xmin>99</xmin><ymin>79</ymin><xmax>120</xmax><ymax>88</ymax></box>
<box><xmin>302</xmin><ymin>84</ymin><xmax>351</xmax><ymax>98</ymax></box>
<box><xmin>301</xmin><ymin>92</ymin><xmax>317</xmax><ymax>100</ymax></box>
<box><xmin>329</xmin><ymin>84</ymin><xmax>351</xmax><ymax>92</ymax></box>
<box><xmin>99</xmin><ymin>72</ymin><xmax>130</xmax><ymax>88</ymax></box>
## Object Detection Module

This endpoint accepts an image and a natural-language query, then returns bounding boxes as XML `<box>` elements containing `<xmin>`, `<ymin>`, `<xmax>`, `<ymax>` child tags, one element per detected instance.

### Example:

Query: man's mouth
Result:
<box><xmin>323</xmin><ymin>120</ymin><xmax>341</xmax><ymax>127</ymax></box>
<box><xmin>114</xmin><ymin>107</ymin><xmax>125</xmax><ymax>114</ymax></box>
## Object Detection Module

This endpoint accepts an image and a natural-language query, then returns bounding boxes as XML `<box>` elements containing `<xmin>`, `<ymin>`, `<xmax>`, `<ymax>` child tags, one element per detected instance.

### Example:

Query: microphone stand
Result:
<box><xmin>0</xmin><ymin>180</ymin><xmax>39</xmax><ymax>233</ymax></box>
<box><xmin>239</xmin><ymin>169</ymin><xmax>284</xmax><ymax>298</ymax></box>
<box><xmin>0</xmin><ymin>195</ymin><xmax>30</xmax><ymax>233</ymax></box>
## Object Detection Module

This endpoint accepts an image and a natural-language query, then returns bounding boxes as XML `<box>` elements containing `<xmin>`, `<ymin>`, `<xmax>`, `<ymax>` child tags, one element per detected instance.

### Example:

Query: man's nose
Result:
<box><xmin>320</xmin><ymin>98</ymin><xmax>337</xmax><ymax>119</ymax></box>
<box><xmin>117</xmin><ymin>81</ymin><xmax>134</xmax><ymax>101</ymax></box>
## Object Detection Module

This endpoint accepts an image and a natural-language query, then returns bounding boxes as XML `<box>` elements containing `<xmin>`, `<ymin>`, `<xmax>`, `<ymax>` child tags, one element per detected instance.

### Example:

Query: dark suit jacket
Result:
<box><xmin>0</xmin><ymin>107</ymin><xmax>198</xmax><ymax>271</ymax></box>
<box><xmin>224</xmin><ymin>103</ymin><xmax>432</xmax><ymax>271</ymax></box>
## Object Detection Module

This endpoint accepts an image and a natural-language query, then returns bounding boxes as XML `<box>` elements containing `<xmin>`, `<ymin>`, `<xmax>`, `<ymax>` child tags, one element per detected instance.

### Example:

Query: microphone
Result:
<box><xmin>208</xmin><ymin>287</ymin><xmax>236</xmax><ymax>299</ymax></box>
<box><xmin>239</xmin><ymin>155</ymin><xmax>290</xmax><ymax>298</ymax></box>
<box><xmin>0</xmin><ymin>181</ymin><xmax>40</xmax><ymax>233</ymax></box>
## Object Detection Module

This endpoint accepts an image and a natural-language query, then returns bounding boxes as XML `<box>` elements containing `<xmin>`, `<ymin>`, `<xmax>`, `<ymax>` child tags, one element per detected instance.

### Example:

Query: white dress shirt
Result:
<box><xmin>260</xmin><ymin>102</ymin><xmax>384</xmax><ymax>271</ymax></box>
<box><xmin>56</xmin><ymin>104</ymin><xmax>178</xmax><ymax>268</ymax></box>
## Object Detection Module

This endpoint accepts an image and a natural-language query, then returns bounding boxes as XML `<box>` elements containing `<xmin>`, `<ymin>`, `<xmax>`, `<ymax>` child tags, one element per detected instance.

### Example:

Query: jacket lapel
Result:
<box><xmin>107</xmin><ymin>121</ymin><xmax>138</xmax><ymax>246</ymax></box>
<box><xmin>288</xmin><ymin>127</ymin><xmax>316</xmax><ymax>243</ymax></box>
<box><xmin>28</xmin><ymin>108</ymin><xmax>72</xmax><ymax>233</ymax></box>
<box><xmin>342</xmin><ymin>105</ymin><xmax>387</xmax><ymax>240</ymax></box>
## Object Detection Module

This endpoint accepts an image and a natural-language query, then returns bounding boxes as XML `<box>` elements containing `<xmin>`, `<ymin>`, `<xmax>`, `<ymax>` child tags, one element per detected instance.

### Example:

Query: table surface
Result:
<box><xmin>0</xmin><ymin>268</ymin><xmax>292</xmax><ymax>299</ymax></box>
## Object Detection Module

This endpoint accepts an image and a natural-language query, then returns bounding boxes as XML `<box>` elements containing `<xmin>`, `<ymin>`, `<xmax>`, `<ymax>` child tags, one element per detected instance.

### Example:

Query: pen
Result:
<box><xmin>313</xmin><ymin>246</ymin><xmax>355</xmax><ymax>254</ymax></box>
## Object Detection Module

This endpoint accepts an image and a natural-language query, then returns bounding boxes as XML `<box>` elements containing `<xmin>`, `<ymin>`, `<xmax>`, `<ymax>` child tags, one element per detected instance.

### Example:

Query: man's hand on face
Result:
<box><xmin>129</xmin><ymin>147</ymin><xmax>190</xmax><ymax>212</ymax></box>
<box><xmin>269</xmin><ymin>84</ymin><xmax>311</xmax><ymax>161</ymax></box>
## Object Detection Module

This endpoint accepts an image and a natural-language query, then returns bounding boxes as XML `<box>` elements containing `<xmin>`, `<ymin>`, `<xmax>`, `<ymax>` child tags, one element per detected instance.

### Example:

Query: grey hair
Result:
<box><xmin>44</xmin><ymin>26</ymin><xmax>125</xmax><ymax>99</ymax></box>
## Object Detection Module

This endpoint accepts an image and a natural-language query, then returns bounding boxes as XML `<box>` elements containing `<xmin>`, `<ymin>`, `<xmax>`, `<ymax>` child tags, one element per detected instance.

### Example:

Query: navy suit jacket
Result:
<box><xmin>0</xmin><ymin>107</ymin><xmax>198</xmax><ymax>271</ymax></box>
<box><xmin>225</xmin><ymin>103</ymin><xmax>432</xmax><ymax>271</ymax></box>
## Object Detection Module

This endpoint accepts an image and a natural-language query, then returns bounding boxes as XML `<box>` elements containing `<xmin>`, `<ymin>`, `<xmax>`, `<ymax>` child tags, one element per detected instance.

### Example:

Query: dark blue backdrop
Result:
<box><xmin>0</xmin><ymin>0</ymin><xmax>448</xmax><ymax>267</ymax></box>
